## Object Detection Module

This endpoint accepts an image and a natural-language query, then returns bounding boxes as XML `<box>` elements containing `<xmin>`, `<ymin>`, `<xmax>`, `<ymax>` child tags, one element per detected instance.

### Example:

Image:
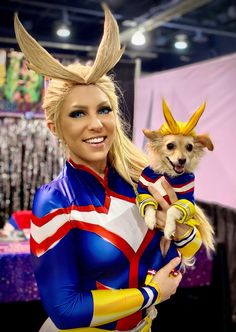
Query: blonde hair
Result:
<box><xmin>43</xmin><ymin>64</ymin><xmax>148</xmax><ymax>185</ymax></box>
<box><xmin>14</xmin><ymin>4</ymin><xmax>148</xmax><ymax>185</ymax></box>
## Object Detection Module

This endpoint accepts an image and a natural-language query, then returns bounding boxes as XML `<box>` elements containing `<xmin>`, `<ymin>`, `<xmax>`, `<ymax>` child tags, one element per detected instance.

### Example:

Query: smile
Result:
<box><xmin>83</xmin><ymin>136</ymin><xmax>106</xmax><ymax>144</ymax></box>
<box><xmin>166</xmin><ymin>157</ymin><xmax>185</xmax><ymax>174</ymax></box>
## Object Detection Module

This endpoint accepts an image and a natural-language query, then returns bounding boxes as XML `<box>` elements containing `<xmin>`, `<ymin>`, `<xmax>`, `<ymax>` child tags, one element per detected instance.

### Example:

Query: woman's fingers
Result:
<box><xmin>148</xmin><ymin>185</ymin><xmax>169</xmax><ymax>211</ymax></box>
<box><xmin>161</xmin><ymin>181</ymin><xmax>178</xmax><ymax>204</ymax></box>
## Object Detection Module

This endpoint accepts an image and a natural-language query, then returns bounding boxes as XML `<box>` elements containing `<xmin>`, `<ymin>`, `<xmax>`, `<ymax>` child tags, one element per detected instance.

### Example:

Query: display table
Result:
<box><xmin>0</xmin><ymin>240</ymin><xmax>40</xmax><ymax>303</ymax></box>
<box><xmin>0</xmin><ymin>240</ymin><xmax>213</xmax><ymax>303</ymax></box>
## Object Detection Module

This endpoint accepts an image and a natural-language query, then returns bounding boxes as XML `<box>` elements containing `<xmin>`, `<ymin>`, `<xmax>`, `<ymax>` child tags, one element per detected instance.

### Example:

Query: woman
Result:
<box><xmin>14</xmin><ymin>5</ymin><xmax>202</xmax><ymax>332</ymax></box>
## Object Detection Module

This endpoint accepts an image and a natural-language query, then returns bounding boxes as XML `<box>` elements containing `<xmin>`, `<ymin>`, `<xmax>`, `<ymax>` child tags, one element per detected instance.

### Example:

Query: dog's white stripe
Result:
<box><xmin>139</xmin><ymin>175</ymin><xmax>194</xmax><ymax>194</ymax></box>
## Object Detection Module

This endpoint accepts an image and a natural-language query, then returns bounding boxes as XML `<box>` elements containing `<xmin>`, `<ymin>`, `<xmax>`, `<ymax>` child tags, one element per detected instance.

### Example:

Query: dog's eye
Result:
<box><xmin>186</xmin><ymin>144</ymin><xmax>193</xmax><ymax>152</ymax></box>
<box><xmin>167</xmin><ymin>143</ymin><xmax>175</xmax><ymax>150</ymax></box>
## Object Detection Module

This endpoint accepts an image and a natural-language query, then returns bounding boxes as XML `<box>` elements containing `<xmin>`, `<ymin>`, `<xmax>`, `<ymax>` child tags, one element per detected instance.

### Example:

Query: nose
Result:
<box><xmin>88</xmin><ymin>116</ymin><xmax>103</xmax><ymax>131</ymax></box>
<box><xmin>178</xmin><ymin>158</ymin><xmax>186</xmax><ymax>165</ymax></box>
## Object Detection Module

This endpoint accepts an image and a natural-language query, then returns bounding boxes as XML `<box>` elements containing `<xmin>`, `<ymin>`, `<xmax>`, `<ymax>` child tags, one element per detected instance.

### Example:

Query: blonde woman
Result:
<box><xmin>14</xmin><ymin>5</ymin><xmax>202</xmax><ymax>332</ymax></box>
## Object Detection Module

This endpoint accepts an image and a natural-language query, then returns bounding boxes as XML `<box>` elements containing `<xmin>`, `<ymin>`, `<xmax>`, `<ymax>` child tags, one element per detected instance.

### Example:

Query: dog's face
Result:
<box><xmin>143</xmin><ymin>130</ymin><xmax>214</xmax><ymax>177</ymax></box>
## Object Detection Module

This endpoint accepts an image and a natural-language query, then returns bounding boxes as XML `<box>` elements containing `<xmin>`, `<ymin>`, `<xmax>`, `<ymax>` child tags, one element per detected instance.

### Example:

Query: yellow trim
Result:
<box><xmin>178</xmin><ymin>228</ymin><xmax>202</xmax><ymax>258</ymax></box>
<box><xmin>185</xmin><ymin>217</ymin><xmax>200</xmax><ymax>227</ymax></box>
<box><xmin>136</xmin><ymin>194</ymin><xmax>158</xmax><ymax>218</ymax></box>
<box><xmin>60</xmin><ymin>328</ymin><xmax>113</xmax><ymax>331</ymax></box>
<box><xmin>91</xmin><ymin>288</ymin><xmax>143</xmax><ymax>326</ymax></box>
<box><xmin>172</xmin><ymin>199</ymin><xmax>195</xmax><ymax>223</ymax></box>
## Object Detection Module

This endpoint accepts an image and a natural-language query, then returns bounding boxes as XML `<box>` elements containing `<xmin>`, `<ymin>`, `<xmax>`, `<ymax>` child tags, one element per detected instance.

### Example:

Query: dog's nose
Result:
<box><xmin>178</xmin><ymin>158</ymin><xmax>186</xmax><ymax>165</ymax></box>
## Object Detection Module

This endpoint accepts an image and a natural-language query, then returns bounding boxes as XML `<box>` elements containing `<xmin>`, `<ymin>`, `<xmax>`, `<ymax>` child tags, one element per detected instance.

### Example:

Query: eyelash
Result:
<box><xmin>69</xmin><ymin>107</ymin><xmax>112</xmax><ymax>118</ymax></box>
<box><xmin>98</xmin><ymin>107</ymin><xmax>112</xmax><ymax>114</ymax></box>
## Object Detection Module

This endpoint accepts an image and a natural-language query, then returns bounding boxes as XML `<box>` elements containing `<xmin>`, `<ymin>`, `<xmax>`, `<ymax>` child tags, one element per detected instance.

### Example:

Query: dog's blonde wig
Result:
<box><xmin>159</xmin><ymin>99</ymin><xmax>206</xmax><ymax>136</ymax></box>
<box><xmin>14</xmin><ymin>4</ymin><xmax>148</xmax><ymax>184</ymax></box>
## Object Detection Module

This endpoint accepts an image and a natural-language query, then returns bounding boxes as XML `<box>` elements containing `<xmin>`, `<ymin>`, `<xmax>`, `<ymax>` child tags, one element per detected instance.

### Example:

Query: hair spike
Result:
<box><xmin>162</xmin><ymin>99</ymin><xmax>180</xmax><ymax>134</ymax></box>
<box><xmin>182</xmin><ymin>102</ymin><xmax>206</xmax><ymax>135</ymax></box>
<box><xmin>85</xmin><ymin>3</ymin><xmax>125</xmax><ymax>83</ymax></box>
<box><xmin>14</xmin><ymin>3</ymin><xmax>124</xmax><ymax>85</ymax></box>
<box><xmin>14</xmin><ymin>13</ymin><xmax>85</xmax><ymax>83</ymax></box>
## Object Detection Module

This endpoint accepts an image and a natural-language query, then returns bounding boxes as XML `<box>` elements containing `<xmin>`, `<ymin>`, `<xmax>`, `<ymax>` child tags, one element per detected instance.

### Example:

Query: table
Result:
<box><xmin>0</xmin><ymin>241</ymin><xmax>40</xmax><ymax>303</ymax></box>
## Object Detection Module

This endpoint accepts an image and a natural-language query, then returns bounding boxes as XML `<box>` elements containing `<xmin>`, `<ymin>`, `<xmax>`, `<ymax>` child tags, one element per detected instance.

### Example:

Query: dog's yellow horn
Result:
<box><xmin>162</xmin><ymin>99</ymin><xmax>179</xmax><ymax>134</ymax></box>
<box><xmin>182</xmin><ymin>102</ymin><xmax>206</xmax><ymax>135</ymax></box>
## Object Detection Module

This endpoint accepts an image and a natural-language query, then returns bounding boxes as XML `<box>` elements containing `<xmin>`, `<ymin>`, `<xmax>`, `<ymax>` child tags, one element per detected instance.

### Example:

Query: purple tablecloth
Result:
<box><xmin>0</xmin><ymin>241</ymin><xmax>213</xmax><ymax>303</ymax></box>
<box><xmin>180</xmin><ymin>246</ymin><xmax>214</xmax><ymax>288</ymax></box>
<box><xmin>0</xmin><ymin>241</ymin><xmax>40</xmax><ymax>303</ymax></box>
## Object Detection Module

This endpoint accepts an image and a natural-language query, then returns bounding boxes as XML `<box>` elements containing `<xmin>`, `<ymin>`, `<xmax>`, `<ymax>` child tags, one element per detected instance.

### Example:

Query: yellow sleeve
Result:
<box><xmin>136</xmin><ymin>194</ymin><xmax>158</xmax><ymax>218</ymax></box>
<box><xmin>174</xmin><ymin>227</ymin><xmax>202</xmax><ymax>259</ymax></box>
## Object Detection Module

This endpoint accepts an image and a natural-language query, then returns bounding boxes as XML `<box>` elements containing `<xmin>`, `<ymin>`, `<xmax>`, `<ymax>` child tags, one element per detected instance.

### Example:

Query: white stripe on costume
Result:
<box><xmin>31</xmin><ymin>197</ymin><xmax>148</xmax><ymax>253</ymax></box>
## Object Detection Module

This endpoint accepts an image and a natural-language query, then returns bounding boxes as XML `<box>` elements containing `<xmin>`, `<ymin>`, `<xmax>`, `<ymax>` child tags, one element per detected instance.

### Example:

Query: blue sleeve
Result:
<box><xmin>31</xmin><ymin>185</ymin><xmax>94</xmax><ymax>329</ymax></box>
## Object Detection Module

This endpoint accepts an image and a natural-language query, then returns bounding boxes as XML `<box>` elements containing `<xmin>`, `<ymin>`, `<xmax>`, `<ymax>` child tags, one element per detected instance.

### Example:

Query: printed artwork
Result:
<box><xmin>0</xmin><ymin>50</ymin><xmax>44</xmax><ymax>115</ymax></box>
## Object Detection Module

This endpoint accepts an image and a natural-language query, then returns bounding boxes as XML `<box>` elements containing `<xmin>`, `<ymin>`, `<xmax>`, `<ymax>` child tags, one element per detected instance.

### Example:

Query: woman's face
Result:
<box><xmin>54</xmin><ymin>84</ymin><xmax>116</xmax><ymax>173</ymax></box>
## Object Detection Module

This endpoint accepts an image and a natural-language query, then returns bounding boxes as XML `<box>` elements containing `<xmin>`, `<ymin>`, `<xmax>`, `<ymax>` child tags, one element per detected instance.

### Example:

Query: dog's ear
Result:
<box><xmin>195</xmin><ymin>134</ymin><xmax>214</xmax><ymax>151</ymax></box>
<box><xmin>142</xmin><ymin>129</ymin><xmax>160</xmax><ymax>140</ymax></box>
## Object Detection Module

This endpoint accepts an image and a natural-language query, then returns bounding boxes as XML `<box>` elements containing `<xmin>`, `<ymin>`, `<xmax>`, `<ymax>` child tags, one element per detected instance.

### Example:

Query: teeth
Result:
<box><xmin>85</xmin><ymin>137</ymin><xmax>105</xmax><ymax>144</ymax></box>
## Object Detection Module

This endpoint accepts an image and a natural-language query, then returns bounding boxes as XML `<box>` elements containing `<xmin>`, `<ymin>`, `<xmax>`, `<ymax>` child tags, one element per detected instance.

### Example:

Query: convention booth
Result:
<box><xmin>0</xmin><ymin>49</ymin><xmax>235</xmax><ymax>331</ymax></box>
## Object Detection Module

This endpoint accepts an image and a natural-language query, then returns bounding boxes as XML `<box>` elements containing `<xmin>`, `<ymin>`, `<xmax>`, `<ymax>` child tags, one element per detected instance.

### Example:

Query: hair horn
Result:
<box><xmin>14</xmin><ymin>13</ymin><xmax>85</xmax><ymax>83</ymax></box>
<box><xmin>162</xmin><ymin>99</ymin><xmax>179</xmax><ymax>134</ymax></box>
<box><xmin>182</xmin><ymin>102</ymin><xmax>206</xmax><ymax>135</ymax></box>
<box><xmin>85</xmin><ymin>3</ymin><xmax>125</xmax><ymax>84</ymax></box>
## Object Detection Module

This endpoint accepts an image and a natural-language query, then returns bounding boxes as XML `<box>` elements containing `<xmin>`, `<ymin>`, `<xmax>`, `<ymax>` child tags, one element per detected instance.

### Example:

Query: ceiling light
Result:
<box><xmin>57</xmin><ymin>24</ymin><xmax>71</xmax><ymax>37</ymax></box>
<box><xmin>174</xmin><ymin>34</ymin><xmax>188</xmax><ymax>50</ymax></box>
<box><xmin>131</xmin><ymin>30</ymin><xmax>146</xmax><ymax>46</ymax></box>
<box><xmin>56</xmin><ymin>10</ymin><xmax>71</xmax><ymax>38</ymax></box>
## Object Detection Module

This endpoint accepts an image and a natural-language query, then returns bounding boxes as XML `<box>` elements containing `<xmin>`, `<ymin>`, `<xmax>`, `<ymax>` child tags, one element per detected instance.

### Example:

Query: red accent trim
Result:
<box><xmin>107</xmin><ymin>189</ymin><xmax>136</xmax><ymax>203</ymax></box>
<box><xmin>141</xmin><ymin>172</ymin><xmax>163</xmax><ymax>183</ymax></box>
<box><xmin>31</xmin><ymin>202</ymin><xmax>111</xmax><ymax>227</ymax></box>
<box><xmin>68</xmin><ymin>159</ymin><xmax>107</xmax><ymax>186</ymax></box>
<box><xmin>178</xmin><ymin>187</ymin><xmax>194</xmax><ymax>194</ymax></box>
<box><xmin>116</xmin><ymin>312</ymin><xmax>142</xmax><ymax>330</ymax></box>
<box><xmin>171</xmin><ymin>179</ymin><xmax>194</xmax><ymax>188</ymax></box>
<box><xmin>96</xmin><ymin>281</ymin><xmax>113</xmax><ymax>290</ymax></box>
<box><xmin>31</xmin><ymin>220</ymin><xmax>136</xmax><ymax>261</ymax></box>
<box><xmin>116</xmin><ymin>230</ymin><xmax>155</xmax><ymax>330</ymax></box>
<box><xmin>71</xmin><ymin>221</ymin><xmax>135</xmax><ymax>261</ymax></box>
<box><xmin>129</xmin><ymin>230</ymin><xmax>155</xmax><ymax>287</ymax></box>
<box><xmin>30</xmin><ymin>221</ymin><xmax>72</xmax><ymax>256</ymax></box>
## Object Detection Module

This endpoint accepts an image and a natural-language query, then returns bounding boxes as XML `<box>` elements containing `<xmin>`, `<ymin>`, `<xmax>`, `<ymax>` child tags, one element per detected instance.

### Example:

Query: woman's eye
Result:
<box><xmin>167</xmin><ymin>143</ymin><xmax>175</xmax><ymax>150</ymax></box>
<box><xmin>69</xmin><ymin>110</ymin><xmax>84</xmax><ymax>118</ymax></box>
<box><xmin>98</xmin><ymin>107</ymin><xmax>112</xmax><ymax>115</ymax></box>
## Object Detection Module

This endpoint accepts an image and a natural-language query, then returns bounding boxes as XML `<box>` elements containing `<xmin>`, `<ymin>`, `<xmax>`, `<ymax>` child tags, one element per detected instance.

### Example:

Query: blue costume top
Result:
<box><xmin>31</xmin><ymin>160</ymin><xmax>200</xmax><ymax>331</ymax></box>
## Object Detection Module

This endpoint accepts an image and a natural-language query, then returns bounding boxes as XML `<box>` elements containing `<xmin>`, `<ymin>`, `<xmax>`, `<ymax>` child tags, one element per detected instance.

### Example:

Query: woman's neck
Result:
<box><xmin>68</xmin><ymin>158</ymin><xmax>107</xmax><ymax>179</ymax></box>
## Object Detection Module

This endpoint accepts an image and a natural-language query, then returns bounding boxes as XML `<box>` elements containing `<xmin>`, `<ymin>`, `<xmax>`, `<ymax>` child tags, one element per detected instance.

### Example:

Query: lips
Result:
<box><xmin>83</xmin><ymin>136</ymin><xmax>106</xmax><ymax>144</ymax></box>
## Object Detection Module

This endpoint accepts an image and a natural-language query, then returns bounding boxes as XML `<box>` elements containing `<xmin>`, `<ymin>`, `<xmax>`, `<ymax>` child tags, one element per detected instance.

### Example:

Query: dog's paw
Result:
<box><xmin>164</xmin><ymin>222</ymin><xmax>176</xmax><ymax>239</ymax></box>
<box><xmin>164</xmin><ymin>206</ymin><xmax>183</xmax><ymax>239</ymax></box>
<box><xmin>144</xmin><ymin>206</ymin><xmax>157</xmax><ymax>230</ymax></box>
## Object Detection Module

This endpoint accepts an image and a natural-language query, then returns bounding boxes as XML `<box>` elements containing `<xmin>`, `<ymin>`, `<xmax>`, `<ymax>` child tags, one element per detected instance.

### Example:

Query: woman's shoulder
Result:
<box><xmin>32</xmin><ymin>169</ymin><xmax>70</xmax><ymax>218</ymax></box>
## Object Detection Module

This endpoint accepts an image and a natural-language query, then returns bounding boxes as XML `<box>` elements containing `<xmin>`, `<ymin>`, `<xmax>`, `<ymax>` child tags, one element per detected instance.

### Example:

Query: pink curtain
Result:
<box><xmin>133</xmin><ymin>53</ymin><xmax>236</xmax><ymax>209</ymax></box>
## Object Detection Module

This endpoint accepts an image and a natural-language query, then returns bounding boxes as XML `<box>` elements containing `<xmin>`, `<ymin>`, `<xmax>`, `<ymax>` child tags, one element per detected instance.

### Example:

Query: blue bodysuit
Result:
<box><xmin>31</xmin><ymin>160</ymin><xmax>201</xmax><ymax>331</ymax></box>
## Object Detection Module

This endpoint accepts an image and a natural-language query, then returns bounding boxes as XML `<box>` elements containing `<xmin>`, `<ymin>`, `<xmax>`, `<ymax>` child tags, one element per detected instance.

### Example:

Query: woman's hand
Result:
<box><xmin>152</xmin><ymin>257</ymin><xmax>182</xmax><ymax>303</ymax></box>
<box><xmin>148</xmin><ymin>181</ymin><xmax>177</xmax><ymax>230</ymax></box>
<box><xmin>148</xmin><ymin>181</ymin><xmax>192</xmax><ymax>240</ymax></box>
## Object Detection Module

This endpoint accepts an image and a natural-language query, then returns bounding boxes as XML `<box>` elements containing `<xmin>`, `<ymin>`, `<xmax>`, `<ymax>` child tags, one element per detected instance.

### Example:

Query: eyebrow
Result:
<box><xmin>70</xmin><ymin>101</ymin><xmax>111</xmax><ymax>110</ymax></box>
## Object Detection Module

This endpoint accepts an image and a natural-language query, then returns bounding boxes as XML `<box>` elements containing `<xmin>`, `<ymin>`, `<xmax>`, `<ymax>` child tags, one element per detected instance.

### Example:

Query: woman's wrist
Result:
<box><xmin>173</xmin><ymin>223</ymin><xmax>193</xmax><ymax>241</ymax></box>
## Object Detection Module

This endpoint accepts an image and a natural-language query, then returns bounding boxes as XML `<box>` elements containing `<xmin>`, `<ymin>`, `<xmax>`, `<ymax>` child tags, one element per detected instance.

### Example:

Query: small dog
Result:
<box><xmin>136</xmin><ymin>99</ymin><xmax>215</xmax><ymax>253</ymax></box>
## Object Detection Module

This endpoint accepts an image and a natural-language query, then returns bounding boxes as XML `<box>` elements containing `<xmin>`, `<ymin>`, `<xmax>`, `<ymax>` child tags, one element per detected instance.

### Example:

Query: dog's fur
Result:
<box><xmin>142</xmin><ymin>129</ymin><xmax>215</xmax><ymax>253</ymax></box>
